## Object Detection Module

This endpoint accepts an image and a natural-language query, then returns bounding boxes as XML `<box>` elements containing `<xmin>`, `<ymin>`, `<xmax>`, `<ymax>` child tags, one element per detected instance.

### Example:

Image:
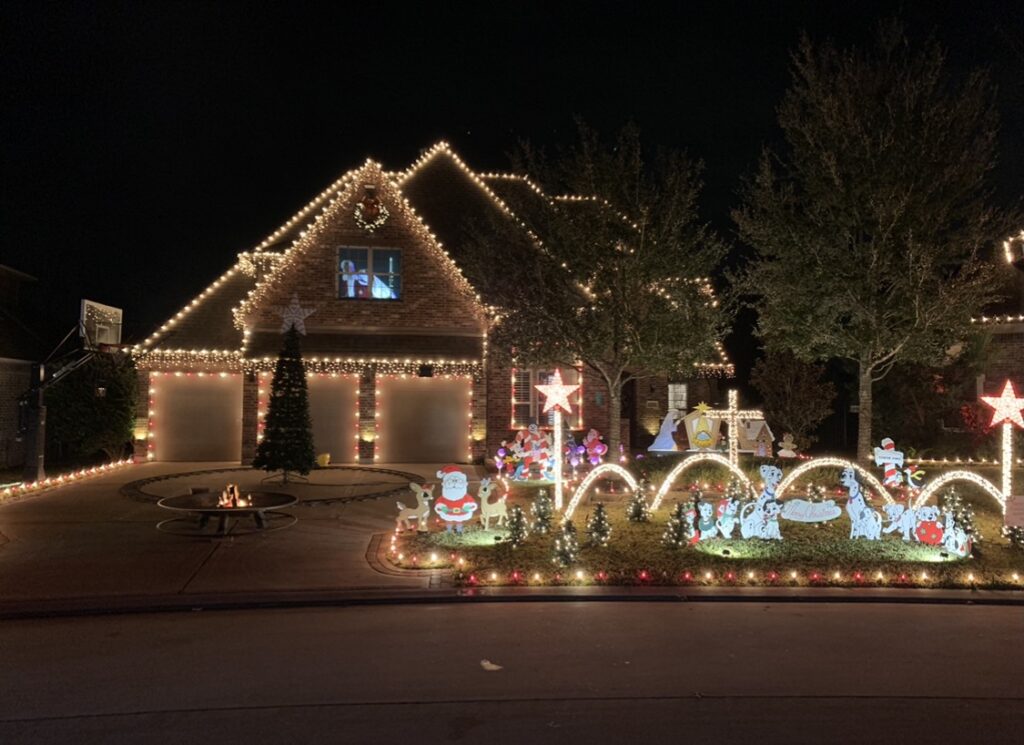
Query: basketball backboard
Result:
<box><xmin>80</xmin><ymin>299</ymin><xmax>123</xmax><ymax>350</ymax></box>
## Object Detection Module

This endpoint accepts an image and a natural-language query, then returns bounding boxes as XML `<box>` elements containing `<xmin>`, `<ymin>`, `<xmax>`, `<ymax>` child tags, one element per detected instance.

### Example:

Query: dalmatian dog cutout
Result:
<box><xmin>715</xmin><ymin>497</ymin><xmax>741</xmax><ymax>539</ymax></box>
<box><xmin>740</xmin><ymin>465</ymin><xmax>784</xmax><ymax>540</ymax></box>
<box><xmin>882</xmin><ymin>503</ymin><xmax>918</xmax><ymax>542</ymax></box>
<box><xmin>841</xmin><ymin>467</ymin><xmax>882</xmax><ymax>541</ymax></box>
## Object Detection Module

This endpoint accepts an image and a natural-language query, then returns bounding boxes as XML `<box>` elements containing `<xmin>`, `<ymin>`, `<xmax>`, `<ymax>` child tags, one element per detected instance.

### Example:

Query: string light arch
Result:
<box><xmin>775</xmin><ymin>457</ymin><xmax>894</xmax><ymax>505</ymax></box>
<box><xmin>911</xmin><ymin>470</ymin><xmax>1005</xmax><ymax>514</ymax></box>
<box><xmin>648</xmin><ymin>452</ymin><xmax>756</xmax><ymax>512</ymax></box>
<box><xmin>564</xmin><ymin>463</ymin><xmax>639</xmax><ymax>520</ymax></box>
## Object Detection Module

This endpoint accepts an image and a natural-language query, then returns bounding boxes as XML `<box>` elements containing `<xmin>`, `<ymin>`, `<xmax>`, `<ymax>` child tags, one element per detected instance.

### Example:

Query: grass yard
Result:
<box><xmin>389</xmin><ymin>463</ymin><xmax>1024</xmax><ymax>590</ymax></box>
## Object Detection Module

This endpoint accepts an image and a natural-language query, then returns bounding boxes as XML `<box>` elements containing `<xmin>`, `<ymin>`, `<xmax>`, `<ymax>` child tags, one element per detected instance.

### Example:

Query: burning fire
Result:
<box><xmin>219</xmin><ymin>483</ymin><xmax>251</xmax><ymax>508</ymax></box>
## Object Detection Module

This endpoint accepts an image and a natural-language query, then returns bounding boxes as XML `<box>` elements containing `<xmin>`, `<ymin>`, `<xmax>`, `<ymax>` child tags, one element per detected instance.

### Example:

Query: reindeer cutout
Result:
<box><xmin>477</xmin><ymin>478</ymin><xmax>507</xmax><ymax>530</ymax></box>
<box><xmin>396</xmin><ymin>482</ymin><xmax>434</xmax><ymax>532</ymax></box>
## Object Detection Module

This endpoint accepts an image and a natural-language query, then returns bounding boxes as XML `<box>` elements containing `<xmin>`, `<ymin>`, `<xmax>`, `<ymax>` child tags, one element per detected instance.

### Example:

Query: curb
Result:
<box><xmin>2</xmin><ymin>584</ymin><xmax>1022</xmax><ymax>621</ymax></box>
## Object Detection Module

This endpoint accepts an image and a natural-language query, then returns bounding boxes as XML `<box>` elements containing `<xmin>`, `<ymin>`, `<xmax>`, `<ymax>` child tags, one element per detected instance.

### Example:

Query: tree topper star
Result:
<box><xmin>981</xmin><ymin>379</ymin><xmax>1024</xmax><ymax>429</ymax></box>
<box><xmin>535</xmin><ymin>369</ymin><xmax>580</xmax><ymax>415</ymax></box>
<box><xmin>279</xmin><ymin>293</ymin><xmax>315</xmax><ymax>335</ymax></box>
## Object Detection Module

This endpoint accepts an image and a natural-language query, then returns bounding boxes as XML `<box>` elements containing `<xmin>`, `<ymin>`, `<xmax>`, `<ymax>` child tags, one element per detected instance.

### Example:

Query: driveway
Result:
<box><xmin>0</xmin><ymin>462</ymin><xmax>485</xmax><ymax>605</ymax></box>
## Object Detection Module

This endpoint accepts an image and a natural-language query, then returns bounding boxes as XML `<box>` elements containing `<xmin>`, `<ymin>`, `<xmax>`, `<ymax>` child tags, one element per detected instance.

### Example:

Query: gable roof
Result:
<box><xmin>232</xmin><ymin>158</ymin><xmax>485</xmax><ymax>331</ymax></box>
<box><xmin>135</xmin><ymin>142</ymin><xmax>733</xmax><ymax>376</ymax></box>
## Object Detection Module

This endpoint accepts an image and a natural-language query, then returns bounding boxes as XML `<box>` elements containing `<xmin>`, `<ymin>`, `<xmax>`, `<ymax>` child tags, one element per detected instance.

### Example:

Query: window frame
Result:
<box><xmin>668</xmin><ymin>382</ymin><xmax>688</xmax><ymax>412</ymax></box>
<box><xmin>337</xmin><ymin>246</ymin><xmax>402</xmax><ymax>301</ymax></box>
<box><xmin>510</xmin><ymin>367</ymin><xmax>584</xmax><ymax>430</ymax></box>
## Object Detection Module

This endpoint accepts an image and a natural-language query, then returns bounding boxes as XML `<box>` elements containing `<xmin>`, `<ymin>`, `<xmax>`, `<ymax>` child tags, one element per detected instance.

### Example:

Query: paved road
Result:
<box><xmin>1</xmin><ymin>601</ymin><xmax>1021</xmax><ymax>743</ymax></box>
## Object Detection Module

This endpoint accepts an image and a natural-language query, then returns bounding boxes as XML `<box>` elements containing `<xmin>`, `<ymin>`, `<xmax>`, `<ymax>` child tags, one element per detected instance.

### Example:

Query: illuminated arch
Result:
<box><xmin>649</xmin><ymin>452</ymin><xmax>755</xmax><ymax>512</ymax></box>
<box><xmin>775</xmin><ymin>457</ymin><xmax>895</xmax><ymax>505</ymax></box>
<box><xmin>564</xmin><ymin>464</ymin><xmax>639</xmax><ymax>520</ymax></box>
<box><xmin>911</xmin><ymin>470</ymin><xmax>1005</xmax><ymax>513</ymax></box>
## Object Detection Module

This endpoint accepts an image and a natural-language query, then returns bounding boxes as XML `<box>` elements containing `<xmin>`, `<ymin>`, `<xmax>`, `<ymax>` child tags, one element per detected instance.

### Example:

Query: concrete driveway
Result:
<box><xmin>0</xmin><ymin>462</ymin><xmax>485</xmax><ymax>605</ymax></box>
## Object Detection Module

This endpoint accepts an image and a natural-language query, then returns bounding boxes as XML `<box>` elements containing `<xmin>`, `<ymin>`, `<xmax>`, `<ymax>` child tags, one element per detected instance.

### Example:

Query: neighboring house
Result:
<box><xmin>132</xmin><ymin>143</ymin><xmax>732</xmax><ymax>464</ymax></box>
<box><xmin>0</xmin><ymin>265</ymin><xmax>42</xmax><ymax>470</ymax></box>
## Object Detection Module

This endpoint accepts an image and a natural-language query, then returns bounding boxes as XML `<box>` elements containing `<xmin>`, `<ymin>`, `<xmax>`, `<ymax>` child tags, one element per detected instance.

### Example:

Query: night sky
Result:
<box><xmin>3</xmin><ymin>0</ymin><xmax>1022</xmax><ymax>375</ymax></box>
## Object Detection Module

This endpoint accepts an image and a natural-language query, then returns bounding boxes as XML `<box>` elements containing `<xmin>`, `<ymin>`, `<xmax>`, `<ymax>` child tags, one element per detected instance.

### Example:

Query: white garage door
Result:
<box><xmin>307</xmin><ymin>374</ymin><xmax>359</xmax><ymax>464</ymax></box>
<box><xmin>377</xmin><ymin>376</ymin><xmax>471</xmax><ymax>463</ymax></box>
<box><xmin>153</xmin><ymin>373</ymin><xmax>242</xmax><ymax>461</ymax></box>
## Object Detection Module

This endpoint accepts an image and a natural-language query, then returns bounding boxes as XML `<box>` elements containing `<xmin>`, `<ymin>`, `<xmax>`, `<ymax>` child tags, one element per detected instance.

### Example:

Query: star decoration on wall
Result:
<box><xmin>279</xmin><ymin>293</ymin><xmax>315</xmax><ymax>335</ymax></box>
<box><xmin>535</xmin><ymin>369</ymin><xmax>580</xmax><ymax>414</ymax></box>
<box><xmin>981</xmin><ymin>380</ymin><xmax>1024</xmax><ymax>429</ymax></box>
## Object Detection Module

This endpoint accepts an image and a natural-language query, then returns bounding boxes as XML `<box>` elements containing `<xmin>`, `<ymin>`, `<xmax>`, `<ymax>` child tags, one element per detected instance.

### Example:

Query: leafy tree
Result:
<box><xmin>585</xmin><ymin>502</ymin><xmax>612</xmax><ymax>546</ymax></box>
<box><xmin>253</xmin><ymin>326</ymin><xmax>315</xmax><ymax>481</ymax></box>
<box><xmin>45</xmin><ymin>352</ymin><xmax>137</xmax><ymax>463</ymax></box>
<box><xmin>531</xmin><ymin>489</ymin><xmax>555</xmax><ymax>534</ymax></box>
<box><xmin>750</xmin><ymin>349</ymin><xmax>835</xmax><ymax>449</ymax></box>
<box><xmin>463</xmin><ymin>124</ymin><xmax>727</xmax><ymax>454</ymax></box>
<box><xmin>506</xmin><ymin>505</ymin><xmax>530</xmax><ymax>548</ymax></box>
<box><xmin>735</xmin><ymin>23</ymin><xmax>1011</xmax><ymax>461</ymax></box>
<box><xmin>872</xmin><ymin>334</ymin><xmax>989</xmax><ymax>453</ymax></box>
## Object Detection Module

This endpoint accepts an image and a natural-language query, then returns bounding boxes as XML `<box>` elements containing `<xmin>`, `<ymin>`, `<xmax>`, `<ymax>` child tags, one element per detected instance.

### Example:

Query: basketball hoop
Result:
<box><xmin>80</xmin><ymin>299</ymin><xmax>123</xmax><ymax>350</ymax></box>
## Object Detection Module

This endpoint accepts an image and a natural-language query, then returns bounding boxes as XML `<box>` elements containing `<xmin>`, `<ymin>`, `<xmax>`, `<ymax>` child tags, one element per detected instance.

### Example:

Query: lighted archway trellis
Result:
<box><xmin>775</xmin><ymin>457</ymin><xmax>895</xmax><ymax>505</ymax></box>
<box><xmin>564</xmin><ymin>464</ymin><xmax>639</xmax><ymax>520</ymax></box>
<box><xmin>911</xmin><ymin>470</ymin><xmax>1005</xmax><ymax>514</ymax></box>
<box><xmin>648</xmin><ymin>452</ymin><xmax>756</xmax><ymax>512</ymax></box>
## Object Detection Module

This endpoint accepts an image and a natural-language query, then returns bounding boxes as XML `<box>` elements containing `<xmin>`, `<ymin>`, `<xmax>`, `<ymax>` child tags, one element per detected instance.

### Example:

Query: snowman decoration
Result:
<box><xmin>433</xmin><ymin>466</ymin><xmax>478</xmax><ymax>534</ymax></box>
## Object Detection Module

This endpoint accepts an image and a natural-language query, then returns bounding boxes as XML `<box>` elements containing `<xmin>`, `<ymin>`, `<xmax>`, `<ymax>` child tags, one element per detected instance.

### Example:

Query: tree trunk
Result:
<box><xmin>857</xmin><ymin>363</ymin><xmax>873</xmax><ymax>463</ymax></box>
<box><xmin>607</xmin><ymin>385</ymin><xmax>622</xmax><ymax>460</ymax></box>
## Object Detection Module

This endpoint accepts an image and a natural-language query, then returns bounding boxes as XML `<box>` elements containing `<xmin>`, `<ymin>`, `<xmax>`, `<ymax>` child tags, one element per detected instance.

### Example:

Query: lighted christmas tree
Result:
<box><xmin>552</xmin><ymin>519</ymin><xmax>580</xmax><ymax>567</ymax></box>
<box><xmin>1003</xmin><ymin>525</ymin><xmax>1024</xmax><ymax>552</ymax></box>
<box><xmin>940</xmin><ymin>487</ymin><xmax>979</xmax><ymax>541</ymax></box>
<box><xmin>253</xmin><ymin>325</ymin><xmax>316</xmax><ymax>482</ymax></box>
<box><xmin>662</xmin><ymin>502</ymin><xmax>692</xmax><ymax>549</ymax></box>
<box><xmin>586</xmin><ymin>502</ymin><xmax>612</xmax><ymax>547</ymax></box>
<box><xmin>725</xmin><ymin>477</ymin><xmax>747</xmax><ymax>502</ymax></box>
<box><xmin>531</xmin><ymin>489</ymin><xmax>555</xmax><ymax>535</ymax></box>
<box><xmin>625</xmin><ymin>488</ymin><xmax>651</xmax><ymax>523</ymax></box>
<box><xmin>507</xmin><ymin>505</ymin><xmax>530</xmax><ymax>548</ymax></box>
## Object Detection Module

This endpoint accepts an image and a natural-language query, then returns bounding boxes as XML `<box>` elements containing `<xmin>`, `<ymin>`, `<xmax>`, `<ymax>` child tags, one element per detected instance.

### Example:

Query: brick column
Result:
<box><xmin>133</xmin><ymin>369</ymin><xmax>150</xmax><ymax>462</ymax></box>
<box><xmin>241</xmin><ymin>372</ymin><xmax>259</xmax><ymax>465</ymax></box>
<box><xmin>358</xmin><ymin>366</ymin><xmax>376</xmax><ymax>463</ymax></box>
<box><xmin>471</xmin><ymin>371</ymin><xmax>487</xmax><ymax>464</ymax></box>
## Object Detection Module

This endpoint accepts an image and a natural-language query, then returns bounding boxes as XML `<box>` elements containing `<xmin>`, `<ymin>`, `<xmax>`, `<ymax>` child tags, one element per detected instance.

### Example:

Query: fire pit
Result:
<box><xmin>156</xmin><ymin>490</ymin><xmax>298</xmax><ymax>536</ymax></box>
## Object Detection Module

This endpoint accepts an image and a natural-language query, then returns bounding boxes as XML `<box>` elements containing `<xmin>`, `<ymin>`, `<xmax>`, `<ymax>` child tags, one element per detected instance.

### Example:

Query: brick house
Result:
<box><xmin>975</xmin><ymin>231</ymin><xmax>1024</xmax><ymax>398</ymax></box>
<box><xmin>132</xmin><ymin>143</ymin><xmax>732</xmax><ymax>464</ymax></box>
<box><xmin>0</xmin><ymin>265</ymin><xmax>41</xmax><ymax>470</ymax></box>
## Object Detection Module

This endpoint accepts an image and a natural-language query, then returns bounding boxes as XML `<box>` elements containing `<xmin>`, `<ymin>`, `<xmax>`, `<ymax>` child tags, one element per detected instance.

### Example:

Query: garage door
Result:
<box><xmin>307</xmin><ymin>374</ymin><xmax>359</xmax><ymax>464</ymax></box>
<box><xmin>153</xmin><ymin>373</ymin><xmax>242</xmax><ymax>461</ymax></box>
<box><xmin>376</xmin><ymin>376</ymin><xmax>471</xmax><ymax>463</ymax></box>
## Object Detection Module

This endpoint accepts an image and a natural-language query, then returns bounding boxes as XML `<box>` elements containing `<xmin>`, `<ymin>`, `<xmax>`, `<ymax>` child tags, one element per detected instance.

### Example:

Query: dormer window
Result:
<box><xmin>338</xmin><ymin>247</ymin><xmax>401</xmax><ymax>300</ymax></box>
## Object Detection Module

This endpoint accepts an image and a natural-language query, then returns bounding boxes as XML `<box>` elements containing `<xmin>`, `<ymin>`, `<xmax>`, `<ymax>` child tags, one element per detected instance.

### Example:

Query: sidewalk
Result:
<box><xmin>0</xmin><ymin>462</ymin><xmax>1021</xmax><ymax>620</ymax></box>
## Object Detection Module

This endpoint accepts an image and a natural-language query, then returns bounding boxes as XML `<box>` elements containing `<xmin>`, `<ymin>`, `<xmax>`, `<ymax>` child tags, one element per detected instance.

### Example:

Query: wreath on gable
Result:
<box><xmin>354</xmin><ymin>195</ymin><xmax>390</xmax><ymax>233</ymax></box>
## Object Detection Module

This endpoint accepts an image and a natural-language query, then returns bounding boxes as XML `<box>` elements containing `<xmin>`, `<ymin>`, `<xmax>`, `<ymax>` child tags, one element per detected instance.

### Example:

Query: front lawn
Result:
<box><xmin>389</xmin><ymin>473</ymin><xmax>1024</xmax><ymax>590</ymax></box>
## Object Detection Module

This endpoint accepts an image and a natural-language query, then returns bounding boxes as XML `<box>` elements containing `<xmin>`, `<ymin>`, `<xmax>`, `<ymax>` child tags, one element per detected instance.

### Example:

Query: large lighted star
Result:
<box><xmin>279</xmin><ymin>294</ymin><xmax>315</xmax><ymax>335</ymax></box>
<box><xmin>535</xmin><ymin>369</ymin><xmax>580</xmax><ymax>415</ymax></box>
<box><xmin>981</xmin><ymin>380</ymin><xmax>1024</xmax><ymax>429</ymax></box>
